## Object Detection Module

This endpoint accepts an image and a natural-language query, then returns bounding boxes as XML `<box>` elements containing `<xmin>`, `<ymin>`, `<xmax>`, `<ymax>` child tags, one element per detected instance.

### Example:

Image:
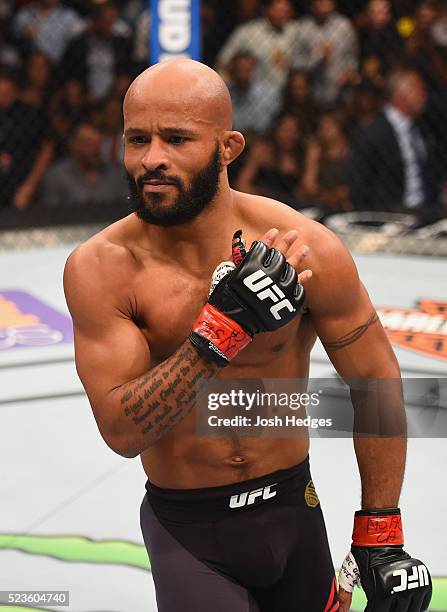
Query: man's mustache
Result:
<box><xmin>136</xmin><ymin>173</ymin><xmax>182</xmax><ymax>188</ymax></box>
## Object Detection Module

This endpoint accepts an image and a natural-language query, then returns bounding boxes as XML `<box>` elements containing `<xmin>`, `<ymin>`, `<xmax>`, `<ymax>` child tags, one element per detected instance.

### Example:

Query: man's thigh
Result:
<box><xmin>250</xmin><ymin>505</ymin><xmax>338</xmax><ymax>612</ymax></box>
<box><xmin>140</xmin><ymin>495</ymin><xmax>260</xmax><ymax>612</ymax></box>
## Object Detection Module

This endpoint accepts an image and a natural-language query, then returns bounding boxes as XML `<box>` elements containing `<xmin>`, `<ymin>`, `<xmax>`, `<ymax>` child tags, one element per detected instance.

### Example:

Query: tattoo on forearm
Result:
<box><xmin>119</xmin><ymin>342</ymin><xmax>217</xmax><ymax>444</ymax></box>
<box><xmin>323</xmin><ymin>311</ymin><xmax>379</xmax><ymax>351</ymax></box>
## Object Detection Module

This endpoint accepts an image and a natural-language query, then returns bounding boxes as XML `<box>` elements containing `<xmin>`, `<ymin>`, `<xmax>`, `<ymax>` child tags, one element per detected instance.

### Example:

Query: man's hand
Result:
<box><xmin>189</xmin><ymin>228</ymin><xmax>311</xmax><ymax>366</ymax></box>
<box><xmin>338</xmin><ymin>509</ymin><xmax>432</xmax><ymax>612</ymax></box>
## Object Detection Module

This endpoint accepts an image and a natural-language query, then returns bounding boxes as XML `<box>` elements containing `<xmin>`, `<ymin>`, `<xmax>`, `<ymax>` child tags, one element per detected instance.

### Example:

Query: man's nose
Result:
<box><xmin>141</xmin><ymin>139</ymin><xmax>169</xmax><ymax>172</ymax></box>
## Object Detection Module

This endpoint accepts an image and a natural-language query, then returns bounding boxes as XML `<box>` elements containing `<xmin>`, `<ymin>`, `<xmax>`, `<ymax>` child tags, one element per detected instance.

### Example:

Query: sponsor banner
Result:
<box><xmin>0</xmin><ymin>291</ymin><xmax>73</xmax><ymax>350</ymax></box>
<box><xmin>377</xmin><ymin>300</ymin><xmax>447</xmax><ymax>361</ymax></box>
<box><xmin>151</xmin><ymin>0</ymin><xmax>201</xmax><ymax>64</ymax></box>
<box><xmin>197</xmin><ymin>378</ymin><xmax>447</xmax><ymax>438</ymax></box>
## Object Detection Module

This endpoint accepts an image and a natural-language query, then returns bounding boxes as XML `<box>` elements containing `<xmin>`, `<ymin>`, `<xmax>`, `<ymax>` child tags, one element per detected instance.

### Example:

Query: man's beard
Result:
<box><xmin>126</xmin><ymin>144</ymin><xmax>221</xmax><ymax>227</ymax></box>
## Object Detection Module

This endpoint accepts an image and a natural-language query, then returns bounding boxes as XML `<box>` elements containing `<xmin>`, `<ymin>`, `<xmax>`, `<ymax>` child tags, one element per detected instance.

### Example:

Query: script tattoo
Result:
<box><xmin>323</xmin><ymin>311</ymin><xmax>379</xmax><ymax>351</ymax></box>
<box><xmin>119</xmin><ymin>343</ymin><xmax>217</xmax><ymax>445</ymax></box>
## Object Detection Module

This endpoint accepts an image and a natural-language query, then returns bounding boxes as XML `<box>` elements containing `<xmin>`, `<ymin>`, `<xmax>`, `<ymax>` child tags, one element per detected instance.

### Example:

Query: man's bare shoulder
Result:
<box><xmin>63</xmin><ymin>215</ymin><xmax>144</xmax><ymax>320</ymax></box>
<box><xmin>65</xmin><ymin>215</ymin><xmax>140</xmax><ymax>281</ymax></box>
<box><xmin>236</xmin><ymin>191</ymin><xmax>348</xmax><ymax>260</ymax></box>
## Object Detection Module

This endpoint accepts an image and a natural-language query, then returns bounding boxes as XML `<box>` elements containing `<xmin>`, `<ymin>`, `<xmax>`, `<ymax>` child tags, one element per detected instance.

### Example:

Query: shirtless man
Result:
<box><xmin>64</xmin><ymin>60</ymin><xmax>431</xmax><ymax>612</ymax></box>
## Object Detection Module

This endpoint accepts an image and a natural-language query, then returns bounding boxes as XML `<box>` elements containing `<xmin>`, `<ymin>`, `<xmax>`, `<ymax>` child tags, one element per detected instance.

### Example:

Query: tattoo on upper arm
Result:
<box><xmin>323</xmin><ymin>311</ymin><xmax>379</xmax><ymax>351</ymax></box>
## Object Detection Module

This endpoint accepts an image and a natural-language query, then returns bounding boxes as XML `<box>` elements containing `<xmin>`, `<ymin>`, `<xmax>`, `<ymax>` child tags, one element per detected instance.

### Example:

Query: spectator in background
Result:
<box><xmin>406</xmin><ymin>1</ymin><xmax>447</xmax><ymax>199</ymax></box>
<box><xmin>358</xmin><ymin>0</ymin><xmax>404</xmax><ymax>82</ymax></box>
<box><xmin>50</xmin><ymin>79</ymin><xmax>90</xmax><ymax>158</ymax></box>
<box><xmin>227</xmin><ymin>51</ymin><xmax>280</xmax><ymax>137</ymax></box>
<box><xmin>301</xmin><ymin>112</ymin><xmax>351</xmax><ymax>210</ymax></box>
<box><xmin>0</xmin><ymin>68</ymin><xmax>53</xmax><ymax>209</ymax></box>
<box><xmin>95</xmin><ymin>95</ymin><xmax>124</xmax><ymax>164</ymax></box>
<box><xmin>217</xmin><ymin>0</ymin><xmax>300</xmax><ymax>95</ymax></box>
<box><xmin>280</xmin><ymin>69</ymin><xmax>319</xmax><ymax>138</ymax></box>
<box><xmin>238</xmin><ymin>0</ymin><xmax>260</xmax><ymax>23</ymax></box>
<box><xmin>236</xmin><ymin>113</ymin><xmax>305</xmax><ymax>208</ymax></box>
<box><xmin>61</xmin><ymin>1</ymin><xmax>132</xmax><ymax>104</ymax></box>
<box><xmin>349</xmin><ymin>68</ymin><xmax>441</xmax><ymax>211</ymax></box>
<box><xmin>405</xmin><ymin>1</ymin><xmax>447</xmax><ymax>91</ymax></box>
<box><xmin>431</xmin><ymin>1</ymin><xmax>447</xmax><ymax>47</ymax></box>
<box><xmin>202</xmin><ymin>1</ymin><xmax>260</xmax><ymax>67</ymax></box>
<box><xmin>40</xmin><ymin>122</ymin><xmax>127</xmax><ymax>207</ymax></box>
<box><xmin>292</xmin><ymin>0</ymin><xmax>358</xmax><ymax>110</ymax></box>
<box><xmin>13</xmin><ymin>0</ymin><xmax>82</xmax><ymax>64</ymax></box>
<box><xmin>20</xmin><ymin>50</ymin><xmax>53</xmax><ymax>109</ymax></box>
<box><xmin>346</xmin><ymin>80</ymin><xmax>382</xmax><ymax>132</ymax></box>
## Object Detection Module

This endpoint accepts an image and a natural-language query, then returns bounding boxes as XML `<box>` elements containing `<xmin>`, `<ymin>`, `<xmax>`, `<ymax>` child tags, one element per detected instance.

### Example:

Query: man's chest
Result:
<box><xmin>129</xmin><ymin>272</ymin><xmax>305</xmax><ymax>367</ymax></box>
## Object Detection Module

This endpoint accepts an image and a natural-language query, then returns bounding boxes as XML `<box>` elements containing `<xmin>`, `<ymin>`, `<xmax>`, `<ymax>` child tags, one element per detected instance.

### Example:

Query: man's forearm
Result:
<box><xmin>351</xmin><ymin>381</ymin><xmax>407</xmax><ymax>508</ymax></box>
<box><xmin>108</xmin><ymin>341</ymin><xmax>218</xmax><ymax>457</ymax></box>
<box><xmin>353</xmin><ymin>436</ymin><xmax>407</xmax><ymax>508</ymax></box>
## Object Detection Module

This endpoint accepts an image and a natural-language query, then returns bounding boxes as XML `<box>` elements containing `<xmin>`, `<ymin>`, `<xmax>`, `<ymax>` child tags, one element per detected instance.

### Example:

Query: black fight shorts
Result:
<box><xmin>140</xmin><ymin>456</ymin><xmax>339</xmax><ymax>612</ymax></box>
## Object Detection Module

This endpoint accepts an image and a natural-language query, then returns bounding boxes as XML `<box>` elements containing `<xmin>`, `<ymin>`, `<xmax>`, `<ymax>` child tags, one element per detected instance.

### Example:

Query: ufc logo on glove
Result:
<box><xmin>243</xmin><ymin>270</ymin><xmax>296</xmax><ymax>320</ymax></box>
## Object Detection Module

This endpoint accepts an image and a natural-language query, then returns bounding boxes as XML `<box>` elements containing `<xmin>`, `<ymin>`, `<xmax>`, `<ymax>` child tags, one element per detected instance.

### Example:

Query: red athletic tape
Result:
<box><xmin>192</xmin><ymin>304</ymin><xmax>252</xmax><ymax>361</ymax></box>
<box><xmin>352</xmin><ymin>514</ymin><xmax>404</xmax><ymax>547</ymax></box>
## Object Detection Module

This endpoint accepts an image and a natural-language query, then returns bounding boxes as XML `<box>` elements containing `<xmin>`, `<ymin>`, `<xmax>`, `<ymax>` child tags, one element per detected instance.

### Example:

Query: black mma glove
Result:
<box><xmin>339</xmin><ymin>508</ymin><xmax>432</xmax><ymax>612</ymax></box>
<box><xmin>189</xmin><ymin>234</ymin><xmax>305</xmax><ymax>366</ymax></box>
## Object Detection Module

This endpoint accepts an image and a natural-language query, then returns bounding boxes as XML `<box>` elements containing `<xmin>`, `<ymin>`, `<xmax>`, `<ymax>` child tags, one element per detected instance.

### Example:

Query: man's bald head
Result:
<box><xmin>124</xmin><ymin>59</ymin><xmax>233</xmax><ymax>131</ymax></box>
<box><xmin>386</xmin><ymin>69</ymin><xmax>427</xmax><ymax>118</ymax></box>
<box><xmin>123</xmin><ymin>59</ymin><xmax>245</xmax><ymax>228</ymax></box>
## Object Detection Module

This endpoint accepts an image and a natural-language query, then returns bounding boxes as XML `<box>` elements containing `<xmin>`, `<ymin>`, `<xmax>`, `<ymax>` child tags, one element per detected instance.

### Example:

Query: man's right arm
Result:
<box><xmin>64</xmin><ymin>245</ymin><xmax>219</xmax><ymax>458</ymax></box>
<box><xmin>64</xmin><ymin>230</ymin><xmax>309</xmax><ymax>458</ymax></box>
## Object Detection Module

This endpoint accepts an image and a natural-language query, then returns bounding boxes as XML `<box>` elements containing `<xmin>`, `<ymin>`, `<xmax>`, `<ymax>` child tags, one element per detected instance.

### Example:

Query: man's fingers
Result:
<box><xmin>259</xmin><ymin>228</ymin><xmax>299</xmax><ymax>255</ymax></box>
<box><xmin>261</xmin><ymin>228</ymin><xmax>279</xmax><ymax>247</ymax></box>
<box><xmin>257</xmin><ymin>230</ymin><xmax>312</xmax><ymax>283</ymax></box>
<box><xmin>298</xmin><ymin>269</ymin><xmax>312</xmax><ymax>285</ymax></box>
<box><xmin>273</xmin><ymin>229</ymin><xmax>298</xmax><ymax>255</ymax></box>
<box><xmin>288</xmin><ymin>244</ymin><xmax>309</xmax><ymax>270</ymax></box>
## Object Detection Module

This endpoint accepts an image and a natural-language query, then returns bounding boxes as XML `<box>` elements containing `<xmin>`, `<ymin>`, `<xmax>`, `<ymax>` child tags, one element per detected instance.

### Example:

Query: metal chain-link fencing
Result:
<box><xmin>1</xmin><ymin>0</ymin><xmax>447</xmax><ymax>255</ymax></box>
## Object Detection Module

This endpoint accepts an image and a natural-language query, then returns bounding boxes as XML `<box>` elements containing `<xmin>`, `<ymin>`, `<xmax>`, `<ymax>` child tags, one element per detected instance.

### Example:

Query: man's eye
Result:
<box><xmin>168</xmin><ymin>136</ymin><xmax>188</xmax><ymax>145</ymax></box>
<box><xmin>129</xmin><ymin>136</ymin><xmax>148</xmax><ymax>144</ymax></box>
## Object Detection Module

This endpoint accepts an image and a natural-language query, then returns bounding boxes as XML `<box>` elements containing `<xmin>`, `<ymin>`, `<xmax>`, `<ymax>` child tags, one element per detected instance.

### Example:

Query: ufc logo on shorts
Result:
<box><xmin>243</xmin><ymin>270</ymin><xmax>295</xmax><ymax>320</ymax></box>
<box><xmin>391</xmin><ymin>565</ymin><xmax>430</xmax><ymax>593</ymax></box>
<box><xmin>229</xmin><ymin>484</ymin><xmax>277</xmax><ymax>508</ymax></box>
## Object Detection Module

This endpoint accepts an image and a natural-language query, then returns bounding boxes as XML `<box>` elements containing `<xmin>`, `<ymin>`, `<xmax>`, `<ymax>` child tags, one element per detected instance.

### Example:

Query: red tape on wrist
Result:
<box><xmin>192</xmin><ymin>304</ymin><xmax>252</xmax><ymax>361</ymax></box>
<box><xmin>352</xmin><ymin>513</ymin><xmax>404</xmax><ymax>547</ymax></box>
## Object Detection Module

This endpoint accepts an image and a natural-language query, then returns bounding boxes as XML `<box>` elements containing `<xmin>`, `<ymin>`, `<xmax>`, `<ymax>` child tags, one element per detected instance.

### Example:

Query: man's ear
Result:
<box><xmin>221</xmin><ymin>131</ymin><xmax>245</xmax><ymax>166</ymax></box>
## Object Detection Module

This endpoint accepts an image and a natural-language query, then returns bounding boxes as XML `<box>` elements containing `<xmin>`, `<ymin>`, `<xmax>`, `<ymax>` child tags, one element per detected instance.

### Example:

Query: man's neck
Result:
<box><xmin>266</xmin><ymin>19</ymin><xmax>285</xmax><ymax>32</ymax></box>
<box><xmin>313</xmin><ymin>14</ymin><xmax>331</xmax><ymax>25</ymax></box>
<box><xmin>136</xmin><ymin>182</ymin><xmax>240</xmax><ymax>275</ymax></box>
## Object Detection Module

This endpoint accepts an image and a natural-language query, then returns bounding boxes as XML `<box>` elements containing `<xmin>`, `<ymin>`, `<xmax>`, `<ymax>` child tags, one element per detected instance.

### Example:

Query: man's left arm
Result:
<box><xmin>306</xmin><ymin>230</ymin><xmax>431</xmax><ymax>612</ymax></box>
<box><xmin>308</xmin><ymin>234</ymin><xmax>405</xmax><ymax>507</ymax></box>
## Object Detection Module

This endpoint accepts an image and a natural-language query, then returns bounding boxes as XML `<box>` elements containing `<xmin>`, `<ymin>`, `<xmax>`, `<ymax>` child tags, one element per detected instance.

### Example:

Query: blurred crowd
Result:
<box><xmin>1</xmin><ymin>0</ymin><xmax>447</xmax><ymax>215</ymax></box>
